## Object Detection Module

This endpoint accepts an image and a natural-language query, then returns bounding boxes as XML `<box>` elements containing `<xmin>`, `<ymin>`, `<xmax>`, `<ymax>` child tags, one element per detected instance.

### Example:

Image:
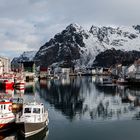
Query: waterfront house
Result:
<box><xmin>127</xmin><ymin>59</ymin><xmax>140</xmax><ymax>80</ymax></box>
<box><xmin>0</xmin><ymin>56</ymin><xmax>10</xmax><ymax>75</ymax></box>
<box><xmin>39</xmin><ymin>67</ymin><xmax>48</xmax><ymax>79</ymax></box>
<box><xmin>91</xmin><ymin>67</ymin><xmax>110</xmax><ymax>75</ymax></box>
<box><xmin>61</xmin><ymin>67</ymin><xmax>70</xmax><ymax>76</ymax></box>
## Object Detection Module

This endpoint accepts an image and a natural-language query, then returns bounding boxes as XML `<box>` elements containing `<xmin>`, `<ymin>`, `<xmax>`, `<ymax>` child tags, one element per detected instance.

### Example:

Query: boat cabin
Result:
<box><xmin>23</xmin><ymin>103</ymin><xmax>45</xmax><ymax>115</ymax></box>
<box><xmin>0</xmin><ymin>100</ymin><xmax>12</xmax><ymax>113</ymax></box>
<box><xmin>21</xmin><ymin>103</ymin><xmax>46</xmax><ymax>123</ymax></box>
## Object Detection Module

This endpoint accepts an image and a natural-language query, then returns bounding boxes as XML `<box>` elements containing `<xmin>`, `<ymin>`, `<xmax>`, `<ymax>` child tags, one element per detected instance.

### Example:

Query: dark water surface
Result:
<box><xmin>1</xmin><ymin>76</ymin><xmax>140</xmax><ymax>140</ymax></box>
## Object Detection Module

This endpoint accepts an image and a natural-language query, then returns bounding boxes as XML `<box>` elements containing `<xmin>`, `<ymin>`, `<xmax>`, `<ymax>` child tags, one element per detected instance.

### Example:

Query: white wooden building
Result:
<box><xmin>0</xmin><ymin>56</ymin><xmax>10</xmax><ymax>75</ymax></box>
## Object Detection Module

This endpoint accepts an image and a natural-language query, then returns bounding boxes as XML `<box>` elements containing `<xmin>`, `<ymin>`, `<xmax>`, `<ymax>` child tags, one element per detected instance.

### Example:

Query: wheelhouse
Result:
<box><xmin>22</xmin><ymin>103</ymin><xmax>45</xmax><ymax>115</ymax></box>
<box><xmin>0</xmin><ymin>100</ymin><xmax>12</xmax><ymax>113</ymax></box>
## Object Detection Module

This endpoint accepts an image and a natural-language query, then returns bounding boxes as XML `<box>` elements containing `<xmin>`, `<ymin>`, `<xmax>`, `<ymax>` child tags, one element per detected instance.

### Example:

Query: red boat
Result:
<box><xmin>3</xmin><ymin>79</ymin><xmax>14</xmax><ymax>89</ymax></box>
<box><xmin>0</xmin><ymin>74</ymin><xmax>14</xmax><ymax>89</ymax></box>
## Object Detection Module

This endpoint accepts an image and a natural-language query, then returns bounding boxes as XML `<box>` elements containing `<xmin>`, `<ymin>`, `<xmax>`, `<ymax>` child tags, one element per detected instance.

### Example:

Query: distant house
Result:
<box><xmin>11</xmin><ymin>58</ymin><xmax>22</xmax><ymax>72</ymax></box>
<box><xmin>0</xmin><ymin>56</ymin><xmax>10</xmax><ymax>75</ymax></box>
<box><xmin>0</xmin><ymin>60</ymin><xmax>3</xmax><ymax>75</ymax></box>
<box><xmin>61</xmin><ymin>68</ymin><xmax>70</xmax><ymax>75</ymax></box>
<box><xmin>91</xmin><ymin>67</ymin><xmax>110</xmax><ymax>75</ymax></box>
<box><xmin>91</xmin><ymin>68</ymin><xmax>96</xmax><ymax>75</ymax></box>
<box><xmin>39</xmin><ymin>67</ymin><xmax>52</xmax><ymax>79</ymax></box>
<box><xmin>127</xmin><ymin>59</ymin><xmax>140</xmax><ymax>79</ymax></box>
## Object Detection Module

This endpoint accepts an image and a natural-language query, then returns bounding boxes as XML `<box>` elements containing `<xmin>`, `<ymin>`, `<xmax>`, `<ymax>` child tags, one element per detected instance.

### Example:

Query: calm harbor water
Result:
<box><xmin>1</xmin><ymin>76</ymin><xmax>140</xmax><ymax>140</ymax></box>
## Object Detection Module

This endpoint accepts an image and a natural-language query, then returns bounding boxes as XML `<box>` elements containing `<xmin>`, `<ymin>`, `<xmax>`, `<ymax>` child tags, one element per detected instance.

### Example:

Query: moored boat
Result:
<box><xmin>14</xmin><ymin>78</ymin><xmax>25</xmax><ymax>90</ymax></box>
<box><xmin>0</xmin><ymin>99</ymin><xmax>15</xmax><ymax>132</ymax></box>
<box><xmin>16</xmin><ymin>102</ymin><xmax>49</xmax><ymax>137</ymax></box>
<box><xmin>0</xmin><ymin>78</ymin><xmax>14</xmax><ymax>89</ymax></box>
<box><xmin>3</xmin><ymin>79</ymin><xmax>14</xmax><ymax>89</ymax></box>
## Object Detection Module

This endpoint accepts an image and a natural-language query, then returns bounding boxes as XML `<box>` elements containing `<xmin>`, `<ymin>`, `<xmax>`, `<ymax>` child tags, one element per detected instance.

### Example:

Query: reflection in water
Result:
<box><xmin>14</xmin><ymin>88</ymin><xmax>25</xmax><ymax>98</ymax></box>
<box><xmin>0</xmin><ymin>129</ymin><xmax>15</xmax><ymax>140</ymax></box>
<box><xmin>0</xmin><ymin>127</ymin><xmax>49</xmax><ymax>140</ymax></box>
<box><xmin>24</xmin><ymin>82</ymin><xmax>35</xmax><ymax>95</ymax></box>
<box><xmin>39</xmin><ymin>77</ymin><xmax>140</xmax><ymax>121</ymax></box>
<box><xmin>0</xmin><ymin>88</ymin><xmax>14</xmax><ymax>98</ymax></box>
<box><xmin>2</xmin><ymin>77</ymin><xmax>140</xmax><ymax>139</ymax></box>
<box><xmin>38</xmin><ymin>77</ymin><xmax>83</xmax><ymax>120</ymax></box>
<box><xmin>16</xmin><ymin>127</ymin><xmax>49</xmax><ymax>140</ymax></box>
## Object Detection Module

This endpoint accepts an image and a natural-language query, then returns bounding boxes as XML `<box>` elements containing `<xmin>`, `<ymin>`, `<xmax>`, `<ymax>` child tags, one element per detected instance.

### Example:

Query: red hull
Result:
<box><xmin>3</xmin><ymin>82</ymin><xmax>14</xmax><ymax>89</ymax></box>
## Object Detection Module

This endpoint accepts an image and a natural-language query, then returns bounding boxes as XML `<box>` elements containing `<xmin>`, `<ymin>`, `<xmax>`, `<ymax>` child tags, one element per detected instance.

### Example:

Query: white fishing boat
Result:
<box><xmin>16</xmin><ymin>102</ymin><xmax>49</xmax><ymax>137</ymax></box>
<box><xmin>0</xmin><ymin>99</ymin><xmax>15</xmax><ymax>132</ymax></box>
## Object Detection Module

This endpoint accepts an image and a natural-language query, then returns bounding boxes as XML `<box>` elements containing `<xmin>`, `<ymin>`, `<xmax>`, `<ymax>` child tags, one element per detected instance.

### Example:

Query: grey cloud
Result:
<box><xmin>0</xmin><ymin>0</ymin><xmax>140</xmax><ymax>58</ymax></box>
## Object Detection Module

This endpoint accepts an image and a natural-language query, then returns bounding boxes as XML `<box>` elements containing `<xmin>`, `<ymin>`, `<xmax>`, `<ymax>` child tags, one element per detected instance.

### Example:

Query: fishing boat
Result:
<box><xmin>3</xmin><ymin>79</ymin><xmax>14</xmax><ymax>89</ymax></box>
<box><xmin>16</xmin><ymin>102</ymin><xmax>49</xmax><ymax>137</ymax></box>
<box><xmin>0</xmin><ymin>78</ymin><xmax>14</xmax><ymax>89</ymax></box>
<box><xmin>14</xmin><ymin>78</ymin><xmax>25</xmax><ymax>90</ymax></box>
<box><xmin>0</xmin><ymin>99</ymin><xmax>15</xmax><ymax>132</ymax></box>
<box><xmin>17</xmin><ymin>126</ymin><xmax>49</xmax><ymax>140</ymax></box>
<box><xmin>0</xmin><ymin>74</ymin><xmax>14</xmax><ymax>89</ymax></box>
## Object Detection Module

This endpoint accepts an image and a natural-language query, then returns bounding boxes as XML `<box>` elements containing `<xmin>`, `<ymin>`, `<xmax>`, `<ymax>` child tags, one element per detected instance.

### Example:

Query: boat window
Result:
<box><xmin>4</xmin><ymin>105</ymin><xmax>5</xmax><ymax>110</ymax></box>
<box><xmin>24</xmin><ymin>108</ymin><xmax>31</xmax><ymax>113</ymax></box>
<box><xmin>33</xmin><ymin>108</ymin><xmax>40</xmax><ymax>114</ymax></box>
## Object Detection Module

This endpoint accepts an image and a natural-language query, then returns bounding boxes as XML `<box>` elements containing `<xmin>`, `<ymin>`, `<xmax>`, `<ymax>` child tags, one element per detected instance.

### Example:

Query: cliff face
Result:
<box><xmin>93</xmin><ymin>49</ymin><xmax>140</xmax><ymax>67</ymax></box>
<box><xmin>34</xmin><ymin>23</ymin><xmax>106</xmax><ymax>67</ymax></box>
<box><xmin>34</xmin><ymin>24</ymin><xmax>140</xmax><ymax>67</ymax></box>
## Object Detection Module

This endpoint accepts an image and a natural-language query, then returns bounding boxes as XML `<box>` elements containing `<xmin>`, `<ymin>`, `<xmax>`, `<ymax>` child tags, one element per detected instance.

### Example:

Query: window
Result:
<box><xmin>24</xmin><ymin>108</ymin><xmax>31</xmax><ymax>113</ymax></box>
<box><xmin>33</xmin><ymin>108</ymin><xmax>40</xmax><ymax>114</ymax></box>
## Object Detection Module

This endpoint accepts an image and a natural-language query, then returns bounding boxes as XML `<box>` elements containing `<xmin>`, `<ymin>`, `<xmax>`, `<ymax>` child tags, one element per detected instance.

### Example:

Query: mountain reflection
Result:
<box><xmin>38</xmin><ymin>77</ymin><xmax>83</xmax><ymax>120</ymax></box>
<box><xmin>38</xmin><ymin>77</ymin><xmax>140</xmax><ymax>121</ymax></box>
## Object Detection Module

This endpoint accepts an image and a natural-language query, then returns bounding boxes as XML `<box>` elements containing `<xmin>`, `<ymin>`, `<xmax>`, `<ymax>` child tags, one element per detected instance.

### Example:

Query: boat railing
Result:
<box><xmin>20</xmin><ymin>113</ymin><xmax>47</xmax><ymax>123</ymax></box>
<box><xmin>0</xmin><ymin>111</ymin><xmax>14</xmax><ymax>117</ymax></box>
<box><xmin>16</xmin><ymin>110</ymin><xmax>48</xmax><ymax>124</ymax></box>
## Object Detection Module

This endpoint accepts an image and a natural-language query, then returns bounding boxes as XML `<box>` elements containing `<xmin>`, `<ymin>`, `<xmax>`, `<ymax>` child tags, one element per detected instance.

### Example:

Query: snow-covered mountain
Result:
<box><xmin>34</xmin><ymin>24</ymin><xmax>140</xmax><ymax>67</ymax></box>
<box><xmin>11</xmin><ymin>51</ymin><xmax>36</xmax><ymax>67</ymax></box>
<box><xmin>19</xmin><ymin>51</ymin><xmax>37</xmax><ymax>61</ymax></box>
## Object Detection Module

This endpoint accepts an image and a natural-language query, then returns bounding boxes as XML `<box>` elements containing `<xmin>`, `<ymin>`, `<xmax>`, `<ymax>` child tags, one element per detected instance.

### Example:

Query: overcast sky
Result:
<box><xmin>0</xmin><ymin>0</ymin><xmax>140</xmax><ymax>58</ymax></box>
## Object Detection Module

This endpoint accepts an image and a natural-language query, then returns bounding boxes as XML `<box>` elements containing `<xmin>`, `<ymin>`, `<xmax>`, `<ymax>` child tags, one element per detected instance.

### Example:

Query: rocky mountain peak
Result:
<box><xmin>35</xmin><ymin>24</ymin><xmax>89</xmax><ymax>67</ymax></box>
<box><xmin>133</xmin><ymin>25</ymin><xmax>140</xmax><ymax>33</ymax></box>
<box><xmin>65</xmin><ymin>23</ymin><xmax>82</xmax><ymax>32</ymax></box>
<box><xmin>11</xmin><ymin>51</ymin><xmax>37</xmax><ymax>69</ymax></box>
<box><xmin>13</xmin><ymin>23</ymin><xmax>140</xmax><ymax>68</ymax></box>
<box><xmin>89</xmin><ymin>25</ymin><xmax>99</xmax><ymax>36</ymax></box>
